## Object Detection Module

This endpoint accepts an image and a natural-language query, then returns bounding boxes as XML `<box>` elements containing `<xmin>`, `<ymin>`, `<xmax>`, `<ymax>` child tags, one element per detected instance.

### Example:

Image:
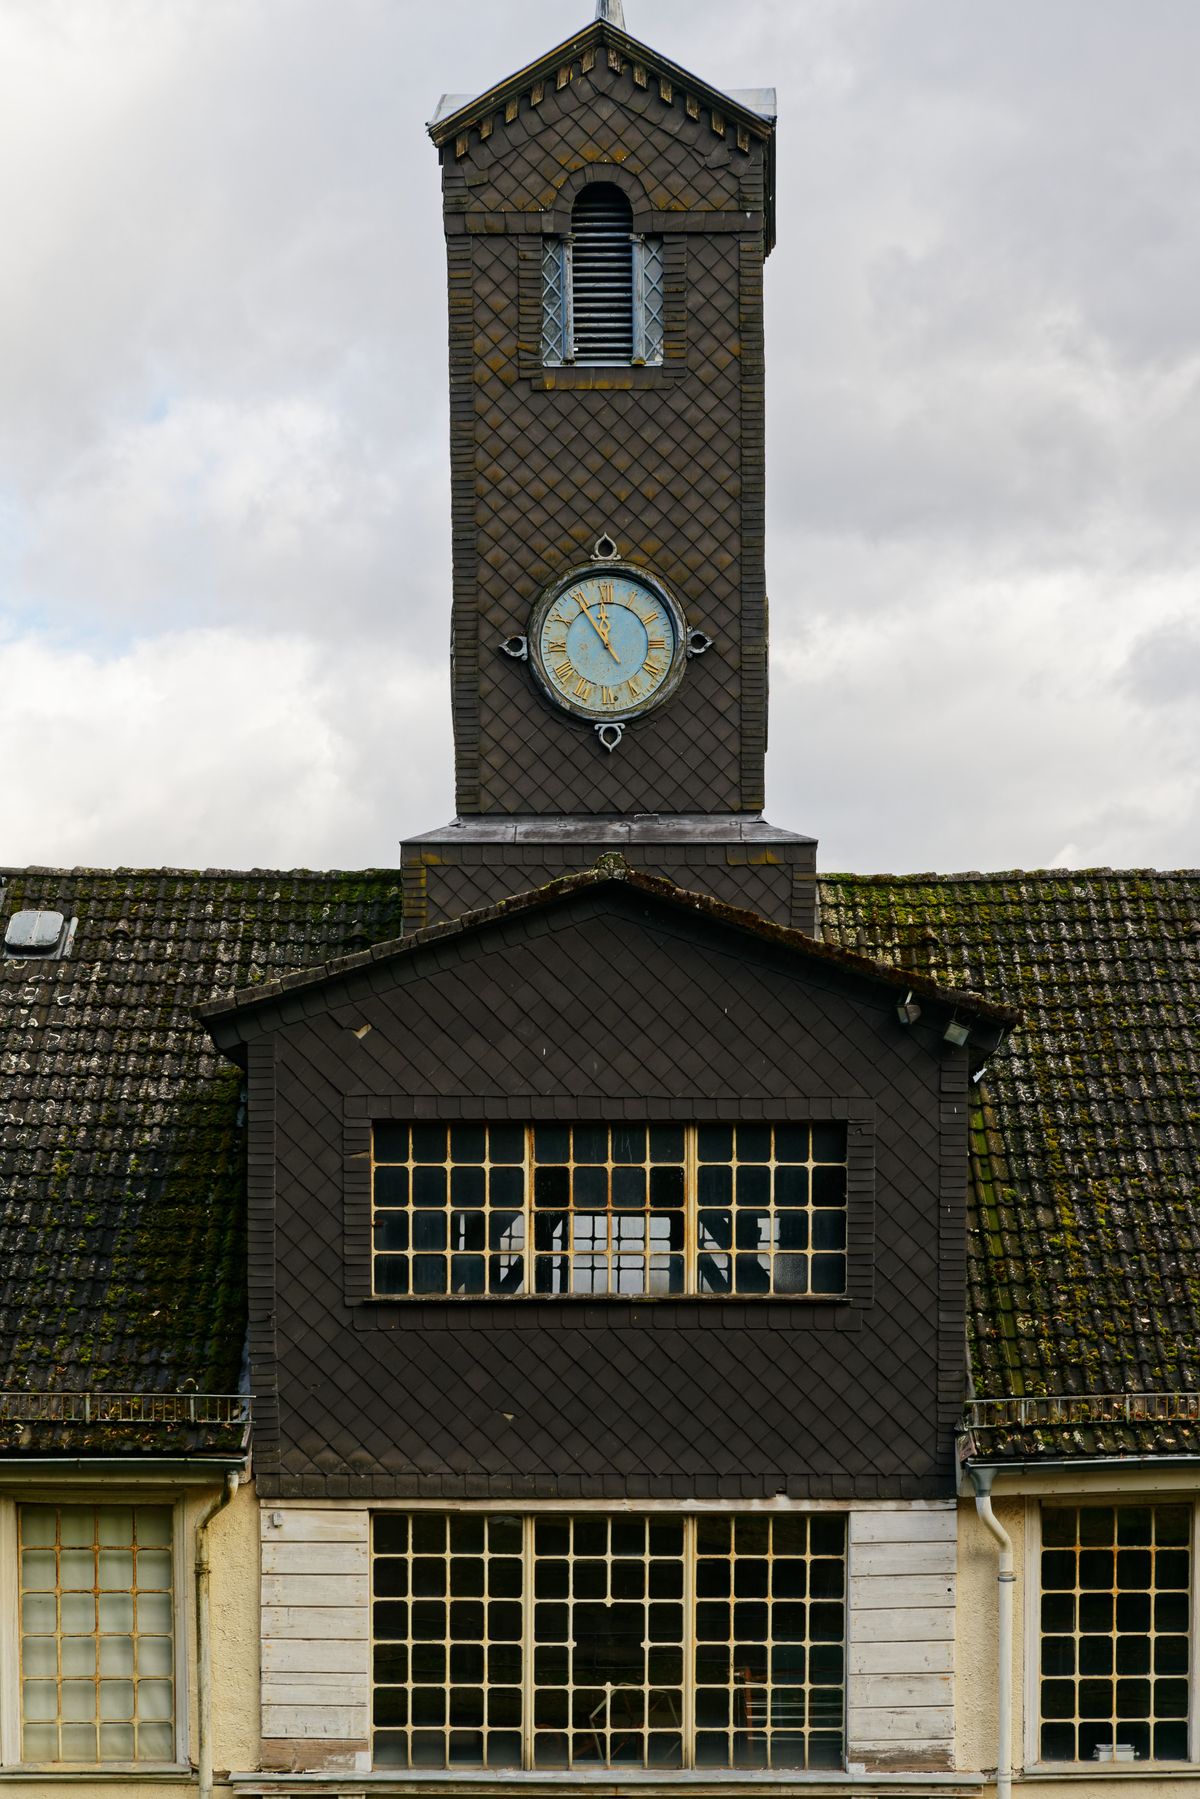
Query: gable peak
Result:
<box><xmin>595</xmin><ymin>0</ymin><xmax>627</xmax><ymax>26</ymax></box>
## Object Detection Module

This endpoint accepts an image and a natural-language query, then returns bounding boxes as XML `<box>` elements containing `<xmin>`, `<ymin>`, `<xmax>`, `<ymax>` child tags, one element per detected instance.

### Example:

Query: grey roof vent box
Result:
<box><xmin>4</xmin><ymin>908</ymin><xmax>76</xmax><ymax>960</ymax></box>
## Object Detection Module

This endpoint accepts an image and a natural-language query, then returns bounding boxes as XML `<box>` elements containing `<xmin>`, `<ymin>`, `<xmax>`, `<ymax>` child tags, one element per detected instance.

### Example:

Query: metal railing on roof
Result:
<box><xmin>0</xmin><ymin>1391</ymin><xmax>251</xmax><ymax>1427</ymax></box>
<box><xmin>965</xmin><ymin>1392</ymin><xmax>1200</xmax><ymax>1430</ymax></box>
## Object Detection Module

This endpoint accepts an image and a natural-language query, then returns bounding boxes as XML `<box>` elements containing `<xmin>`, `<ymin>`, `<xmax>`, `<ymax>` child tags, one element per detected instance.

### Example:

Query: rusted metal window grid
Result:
<box><xmin>371</xmin><ymin>1512</ymin><xmax>845</xmax><ymax>1771</ymax></box>
<box><xmin>370</xmin><ymin>1122</ymin><xmax>848</xmax><ymax>1299</ymax></box>
<box><xmin>1039</xmin><ymin>1502</ymin><xmax>1192</xmax><ymax>1763</ymax></box>
<box><xmin>18</xmin><ymin>1504</ymin><xmax>175</xmax><ymax>1764</ymax></box>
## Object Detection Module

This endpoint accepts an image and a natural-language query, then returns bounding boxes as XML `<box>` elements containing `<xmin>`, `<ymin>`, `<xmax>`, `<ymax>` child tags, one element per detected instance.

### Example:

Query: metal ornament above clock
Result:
<box><xmin>527</xmin><ymin>561</ymin><xmax>688</xmax><ymax>737</ymax></box>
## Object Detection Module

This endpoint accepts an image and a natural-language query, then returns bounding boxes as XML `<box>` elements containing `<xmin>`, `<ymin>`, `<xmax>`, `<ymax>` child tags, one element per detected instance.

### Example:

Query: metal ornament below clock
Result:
<box><xmin>527</xmin><ymin>564</ymin><xmax>688</xmax><ymax>740</ymax></box>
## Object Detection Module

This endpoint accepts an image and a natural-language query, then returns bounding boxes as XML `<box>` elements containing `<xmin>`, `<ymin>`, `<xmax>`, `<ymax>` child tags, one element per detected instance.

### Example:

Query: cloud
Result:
<box><xmin>1</xmin><ymin>0</ymin><xmax>1199</xmax><ymax>872</ymax></box>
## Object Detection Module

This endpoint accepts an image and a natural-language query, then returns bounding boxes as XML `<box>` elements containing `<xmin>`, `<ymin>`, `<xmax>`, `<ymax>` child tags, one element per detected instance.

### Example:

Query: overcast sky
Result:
<box><xmin>2</xmin><ymin>0</ymin><xmax>1199</xmax><ymax>874</ymax></box>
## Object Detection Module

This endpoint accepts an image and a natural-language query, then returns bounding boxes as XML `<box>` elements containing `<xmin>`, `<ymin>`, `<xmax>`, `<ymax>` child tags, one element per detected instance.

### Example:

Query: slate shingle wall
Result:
<box><xmin>440</xmin><ymin>47</ymin><xmax>769</xmax><ymax>816</ymax></box>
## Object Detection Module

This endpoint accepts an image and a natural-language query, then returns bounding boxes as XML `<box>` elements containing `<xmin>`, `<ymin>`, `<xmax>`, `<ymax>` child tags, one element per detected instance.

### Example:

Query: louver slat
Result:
<box><xmin>571</xmin><ymin>185</ymin><xmax>634</xmax><ymax>364</ymax></box>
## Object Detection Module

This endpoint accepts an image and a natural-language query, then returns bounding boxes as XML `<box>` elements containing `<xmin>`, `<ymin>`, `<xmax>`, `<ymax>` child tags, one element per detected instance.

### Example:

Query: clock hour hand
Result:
<box><xmin>576</xmin><ymin>591</ymin><xmax>621</xmax><ymax>663</ymax></box>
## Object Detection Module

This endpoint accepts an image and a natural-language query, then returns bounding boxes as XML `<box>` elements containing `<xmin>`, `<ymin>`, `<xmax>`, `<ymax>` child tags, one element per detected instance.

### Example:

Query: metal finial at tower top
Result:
<box><xmin>595</xmin><ymin>0</ymin><xmax>627</xmax><ymax>29</ymax></box>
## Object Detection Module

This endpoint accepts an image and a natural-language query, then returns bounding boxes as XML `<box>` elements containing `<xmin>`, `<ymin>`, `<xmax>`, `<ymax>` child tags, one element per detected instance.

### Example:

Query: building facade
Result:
<box><xmin>1</xmin><ymin>8</ymin><xmax>1198</xmax><ymax>1799</ymax></box>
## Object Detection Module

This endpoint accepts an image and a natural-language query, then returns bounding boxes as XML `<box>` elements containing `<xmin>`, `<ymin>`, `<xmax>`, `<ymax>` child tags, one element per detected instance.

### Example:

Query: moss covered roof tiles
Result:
<box><xmin>1</xmin><ymin>861</ymin><xmax>1197</xmax><ymax>1460</ymax></box>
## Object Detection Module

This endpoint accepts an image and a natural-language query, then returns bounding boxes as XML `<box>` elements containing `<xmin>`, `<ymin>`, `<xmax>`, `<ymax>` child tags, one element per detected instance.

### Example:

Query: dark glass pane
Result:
<box><xmin>1079</xmin><ymin>1635</ymin><xmax>1112</xmax><ymax>1675</ymax></box>
<box><xmin>811</xmin><ymin>1209</ymin><xmax>846</xmax><ymax>1249</ymax></box>
<box><xmin>1154</xmin><ymin>1677</ymin><xmax>1190</xmax><ymax>1719</ymax></box>
<box><xmin>488</xmin><ymin>1164</ymin><xmax>523</xmax><ymax>1211</ymax></box>
<box><xmin>649</xmin><ymin>1164</ymin><xmax>684</xmax><ymax>1209</ymax></box>
<box><xmin>775</xmin><ymin>1167</ymin><xmax>809</xmax><ymax>1208</ymax></box>
<box><xmin>1117</xmin><ymin>1591</ymin><xmax>1151</xmax><ymax>1632</ymax></box>
<box><xmin>811</xmin><ymin>1122</ymin><xmax>846</xmax><ymax>1162</ymax></box>
<box><xmin>447</xmin><ymin>1557</ymin><xmax>482</xmax><ymax>1598</ymax></box>
<box><xmin>1041</xmin><ymin>1509</ymin><xmax>1077</xmax><ymax>1548</ymax></box>
<box><xmin>413</xmin><ymin>1213</ymin><xmax>447</xmax><ymax>1250</ymax></box>
<box><xmin>733</xmin><ymin>1558</ymin><xmax>768</xmax><ymax>1597</ymax></box>
<box><xmin>1116</xmin><ymin>1507</ymin><xmax>1153</xmax><ymax>1546</ymax></box>
<box><xmin>451</xmin><ymin>1641</ymin><xmax>484</xmax><ymax>1681</ymax></box>
<box><xmin>1154</xmin><ymin>1720</ymin><xmax>1189</xmax><ymax>1759</ymax></box>
<box><xmin>450</xmin><ymin>1213</ymin><xmax>485</xmax><ymax>1252</ymax></box>
<box><xmin>612</xmin><ymin>1167</ymin><xmax>645</xmax><ymax>1210</ymax></box>
<box><xmin>412</xmin><ymin>1167</ymin><xmax>447</xmax><ymax>1207</ymax></box>
<box><xmin>534</xmin><ymin>1124</ymin><xmax>570</xmax><ymax>1163</ymax></box>
<box><xmin>1155</xmin><ymin>1504</ymin><xmax>1191</xmax><ymax>1546</ymax></box>
<box><xmin>696</xmin><ymin>1516</ymin><xmax>732</xmax><ymax>1555</ymax></box>
<box><xmin>487</xmin><ymin>1123</ymin><xmax>524</xmax><ymax>1164</ymax></box>
<box><xmin>1041</xmin><ymin>1722</ymin><xmax>1076</xmax><ymax>1760</ymax></box>
<box><xmin>1041</xmin><ymin>1679</ymin><xmax>1076</xmax><ymax>1721</ymax></box>
<box><xmin>1079</xmin><ymin>1592</ymin><xmax>1113</xmax><ymax>1634</ymax></box>
<box><xmin>807</xmin><ymin>1516</ymin><xmax>844</xmax><ymax>1556</ymax></box>
<box><xmin>809</xmin><ymin>1558</ymin><xmax>845</xmax><ymax>1599</ymax></box>
<box><xmin>412</xmin><ymin>1255</ymin><xmax>446</xmax><ymax>1292</ymax></box>
<box><xmin>450</xmin><ymin>1124</ymin><xmax>486</xmax><ymax>1163</ymax></box>
<box><xmin>412</xmin><ymin>1686</ymin><xmax>446</xmax><ymax>1725</ymax></box>
<box><xmin>1155</xmin><ymin>1592</ymin><xmax>1188</xmax><ymax>1633</ymax></box>
<box><xmin>375</xmin><ymin>1515</ymin><xmax>409</xmax><ymax>1555</ymax></box>
<box><xmin>696</xmin><ymin>1601</ymin><xmax>730</xmax><ymax>1641</ymax></box>
<box><xmin>1079</xmin><ymin>1507</ymin><xmax>1115</xmax><ymax>1546</ymax></box>
<box><xmin>1115</xmin><ymin>1633</ymin><xmax>1150</xmax><ymax>1674</ymax></box>
<box><xmin>649</xmin><ymin>1125</ymin><xmax>684</xmax><ymax>1162</ymax></box>
<box><xmin>375</xmin><ymin>1558</ymin><xmax>409</xmax><ymax>1598</ymax></box>
<box><xmin>375</xmin><ymin>1165</ymin><xmax>409</xmax><ymax>1207</ymax></box>
<box><xmin>374</xmin><ymin>1214</ymin><xmax>409</xmax><ymax>1253</ymax></box>
<box><xmin>412</xmin><ymin>1514</ymin><xmax>445</xmax><ymax>1554</ymax></box>
<box><xmin>374</xmin><ymin>1256</ymin><xmax>409</xmax><ymax>1295</ymax></box>
<box><xmin>1042</xmin><ymin>1551</ymin><xmax>1077</xmax><ymax>1591</ymax></box>
<box><xmin>568</xmin><ymin>1124</ymin><xmax>605</xmax><ymax>1165</ymax></box>
<box><xmin>775</xmin><ymin>1125</ymin><xmax>809</xmax><ymax>1163</ymax></box>
<box><xmin>1079</xmin><ymin>1678</ymin><xmax>1114</xmax><ymax>1719</ymax></box>
<box><xmin>375</xmin><ymin>1689</ymin><xmax>409</xmax><ymax>1730</ymax></box>
<box><xmin>534</xmin><ymin>1166</ymin><xmax>569</xmax><ymax>1208</ymax></box>
<box><xmin>450</xmin><ymin>1165</ymin><xmax>485</xmax><ymax>1207</ymax></box>
<box><xmin>375</xmin><ymin>1641</ymin><xmax>409</xmax><ymax>1681</ymax></box>
<box><xmin>736</xmin><ymin>1166</ymin><xmax>770</xmax><ymax>1207</ymax></box>
<box><xmin>1155</xmin><ymin>1550</ymin><xmax>1190</xmax><ymax>1591</ymax></box>
<box><xmin>573</xmin><ymin>1165</ymin><xmax>607</xmax><ymax>1209</ymax></box>
<box><xmin>374</xmin><ymin>1123</ymin><xmax>409</xmax><ymax>1163</ymax></box>
<box><xmin>697</xmin><ymin>1126</ymin><xmax>733</xmax><ymax>1163</ymax></box>
<box><xmin>1154</xmin><ymin>1634</ymin><xmax>1188</xmax><ymax>1675</ymax></box>
<box><xmin>737</xmin><ymin>1125</ymin><xmax>771</xmax><ymax>1163</ymax></box>
<box><xmin>1116</xmin><ymin>1549</ymin><xmax>1151</xmax><ymax>1589</ymax></box>
<box><xmin>411</xmin><ymin>1125</ymin><xmax>447</xmax><ymax>1163</ymax></box>
<box><xmin>812</xmin><ymin>1164</ymin><xmax>846</xmax><ymax>1206</ymax></box>
<box><xmin>698</xmin><ymin>1165</ymin><xmax>732</xmax><ymax>1206</ymax></box>
<box><xmin>534</xmin><ymin>1518</ymin><xmax>569</xmax><ymax>1556</ymax></box>
<box><xmin>611</xmin><ymin>1125</ymin><xmax>646</xmax><ymax>1163</ymax></box>
<box><xmin>812</xmin><ymin>1254</ymin><xmax>847</xmax><ymax>1294</ymax></box>
<box><xmin>1114</xmin><ymin>1676</ymin><xmax>1151</xmax><ymax>1718</ymax></box>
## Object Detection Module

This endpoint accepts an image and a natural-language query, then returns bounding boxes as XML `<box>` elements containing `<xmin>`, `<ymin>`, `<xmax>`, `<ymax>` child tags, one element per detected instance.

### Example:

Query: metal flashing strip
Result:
<box><xmin>966</xmin><ymin>1393</ymin><xmax>1200</xmax><ymax>1430</ymax></box>
<box><xmin>231</xmin><ymin>1777</ymin><xmax>984</xmax><ymax>1793</ymax></box>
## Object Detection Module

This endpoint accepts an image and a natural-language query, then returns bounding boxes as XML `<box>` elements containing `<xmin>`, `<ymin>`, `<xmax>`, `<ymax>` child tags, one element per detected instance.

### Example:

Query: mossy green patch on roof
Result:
<box><xmin>820</xmin><ymin>870</ymin><xmax>1200</xmax><ymax>1414</ymax></box>
<box><xmin>0</xmin><ymin>867</ymin><xmax>404</xmax><ymax>1404</ymax></box>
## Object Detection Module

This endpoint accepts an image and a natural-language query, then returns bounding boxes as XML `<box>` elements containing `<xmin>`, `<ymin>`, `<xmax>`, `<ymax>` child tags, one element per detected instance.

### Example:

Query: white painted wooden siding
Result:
<box><xmin>259</xmin><ymin>1506</ymin><xmax>370</xmax><ymax>1748</ymax></box>
<box><xmin>846</xmin><ymin>1503</ymin><xmax>956</xmax><ymax>1767</ymax></box>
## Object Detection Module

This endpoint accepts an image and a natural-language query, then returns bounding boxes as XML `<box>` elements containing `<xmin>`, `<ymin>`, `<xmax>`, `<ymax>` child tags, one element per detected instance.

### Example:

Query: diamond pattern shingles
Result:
<box><xmin>442</xmin><ymin>55</ymin><xmax>768</xmax><ymax>816</ymax></box>
<box><xmin>820</xmin><ymin>869</ymin><xmax>1200</xmax><ymax>1455</ymax></box>
<box><xmin>251</xmin><ymin>882</ymin><xmax>959</xmax><ymax>1499</ymax></box>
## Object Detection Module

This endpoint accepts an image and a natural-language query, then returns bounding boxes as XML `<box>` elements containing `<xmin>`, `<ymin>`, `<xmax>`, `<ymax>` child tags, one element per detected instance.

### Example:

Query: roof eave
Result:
<box><xmin>428</xmin><ymin>21</ymin><xmax>776</xmax><ymax>145</ymax></box>
<box><xmin>198</xmin><ymin>861</ymin><xmax>1020</xmax><ymax>1045</ymax></box>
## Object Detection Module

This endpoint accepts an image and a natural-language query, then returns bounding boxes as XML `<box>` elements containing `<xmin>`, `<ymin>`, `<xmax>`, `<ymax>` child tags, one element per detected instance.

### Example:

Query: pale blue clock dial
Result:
<box><xmin>535</xmin><ymin>572</ymin><xmax>679</xmax><ymax>719</ymax></box>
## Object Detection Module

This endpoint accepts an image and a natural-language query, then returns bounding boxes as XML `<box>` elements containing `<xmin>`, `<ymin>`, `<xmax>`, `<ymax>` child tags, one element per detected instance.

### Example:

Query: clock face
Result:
<box><xmin>530</xmin><ymin>567</ymin><xmax>685</xmax><ymax>721</ymax></box>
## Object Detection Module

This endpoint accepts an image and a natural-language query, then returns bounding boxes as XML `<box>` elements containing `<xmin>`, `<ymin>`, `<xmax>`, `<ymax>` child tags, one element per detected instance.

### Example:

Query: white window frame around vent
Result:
<box><xmin>541</xmin><ymin>232</ymin><xmax>664</xmax><ymax>369</ymax></box>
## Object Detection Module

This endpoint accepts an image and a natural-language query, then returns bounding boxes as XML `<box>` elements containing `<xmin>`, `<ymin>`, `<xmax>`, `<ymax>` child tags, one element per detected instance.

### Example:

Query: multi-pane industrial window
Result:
<box><xmin>372</xmin><ymin>1513</ymin><xmax>845</xmax><ymax>1770</ymax></box>
<box><xmin>1039</xmin><ymin>1503</ymin><xmax>1191</xmax><ymax>1763</ymax></box>
<box><xmin>18</xmin><ymin>1504</ymin><xmax>175</xmax><ymax>1763</ymax></box>
<box><xmin>541</xmin><ymin>183</ymin><xmax>664</xmax><ymax>367</ymax></box>
<box><xmin>371</xmin><ymin>1122</ymin><xmax>848</xmax><ymax>1299</ymax></box>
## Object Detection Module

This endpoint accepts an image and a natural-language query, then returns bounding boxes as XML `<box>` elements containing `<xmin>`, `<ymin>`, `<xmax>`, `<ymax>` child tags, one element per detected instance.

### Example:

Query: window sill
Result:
<box><xmin>528</xmin><ymin>364</ymin><xmax>681</xmax><ymax>390</ymax></box>
<box><xmin>230</xmin><ymin>1774</ymin><xmax>983</xmax><ymax>1792</ymax></box>
<box><xmin>1022</xmin><ymin>1766</ymin><xmax>1200</xmax><ymax>1781</ymax></box>
<box><xmin>0</xmin><ymin>1767</ymin><xmax>191</xmax><ymax>1784</ymax></box>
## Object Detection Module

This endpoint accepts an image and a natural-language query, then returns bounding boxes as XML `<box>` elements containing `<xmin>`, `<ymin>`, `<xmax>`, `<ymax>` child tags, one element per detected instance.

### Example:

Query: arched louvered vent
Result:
<box><xmin>570</xmin><ymin>184</ymin><xmax>634</xmax><ymax>364</ymax></box>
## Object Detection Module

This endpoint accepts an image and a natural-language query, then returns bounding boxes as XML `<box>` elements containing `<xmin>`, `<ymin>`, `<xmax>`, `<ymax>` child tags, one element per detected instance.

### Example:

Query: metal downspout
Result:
<box><xmin>195</xmin><ymin>1472</ymin><xmax>239</xmax><ymax>1799</ymax></box>
<box><xmin>969</xmin><ymin>1465</ymin><xmax>1014</xmax><ymax>1799</ymax></box>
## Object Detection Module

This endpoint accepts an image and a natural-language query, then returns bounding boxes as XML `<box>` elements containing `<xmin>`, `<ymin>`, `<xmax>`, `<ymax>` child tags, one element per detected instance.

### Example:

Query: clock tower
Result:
<box><xmin>403</xmin><ymin>3</ymin><xmax>817</xmax><ymax>933</ymax></box>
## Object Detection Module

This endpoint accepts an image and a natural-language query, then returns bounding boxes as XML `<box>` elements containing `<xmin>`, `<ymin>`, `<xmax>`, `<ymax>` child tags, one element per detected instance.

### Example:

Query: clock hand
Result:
<box><xmin>576</xmin><ymin>591</ymin><xmax>622</xmax><ymax>663</ymax></box>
